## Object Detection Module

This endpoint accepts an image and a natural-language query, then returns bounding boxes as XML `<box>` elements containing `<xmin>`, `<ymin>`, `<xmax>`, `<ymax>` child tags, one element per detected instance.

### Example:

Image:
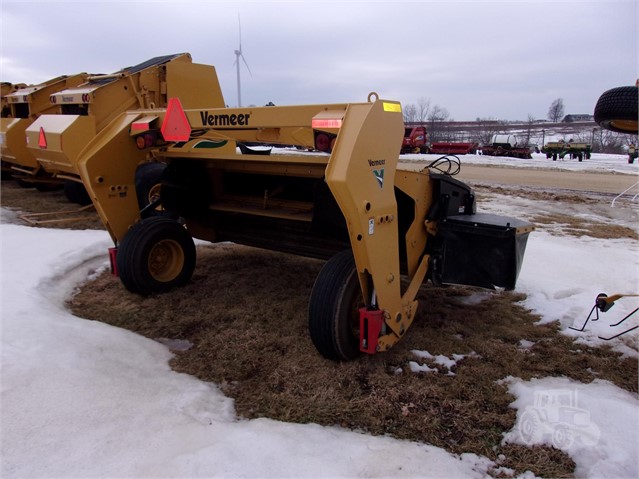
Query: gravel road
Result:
<box><xmin>457</xmin><ymin>164</ymin><xmax>638</xmax><ymax>195</ymax></box>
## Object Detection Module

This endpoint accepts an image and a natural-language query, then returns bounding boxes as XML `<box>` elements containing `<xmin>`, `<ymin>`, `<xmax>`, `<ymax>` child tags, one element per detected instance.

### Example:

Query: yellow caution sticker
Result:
<box><xmin>382</xmin><ymin>102</ymin><xmax>402</xmax><ymax>113</ymax></box>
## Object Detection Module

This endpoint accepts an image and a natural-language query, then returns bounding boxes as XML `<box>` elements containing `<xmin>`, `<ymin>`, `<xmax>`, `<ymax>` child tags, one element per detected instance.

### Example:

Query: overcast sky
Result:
<box><xmin>1</xmin><ymin>0</ymin><xmax>637</xmax><ymax>120</ymax></box>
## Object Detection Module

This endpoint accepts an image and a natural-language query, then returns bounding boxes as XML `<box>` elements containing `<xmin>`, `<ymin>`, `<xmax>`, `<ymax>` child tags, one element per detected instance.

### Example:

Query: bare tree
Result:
<box><xmin>416</xmin><ymin>97</ymin><xmax>431</xmax><ymax>123</ymax></box>
<box><xmin>548</xmin><ymin>98</ymin><xmax>565</xmax><ymax>123</ymax></box>
<box><xmin>574</xmin><ymin>128</ymin><xmax>632</xmax><ymax>154</ymax></box>
<box><xmin>427</xmin><ymin>105</ymin><xmax>450</xmax><ymax>141</ymax></box>
<box><xmin>597</xmin><ymin>130</ymin><xmax>630</xmax><ymax>154</ymax></box>
<box><xmin>403</xmin><ymin>103</ymin><xmax>417</xmax><ymax>123</ymax></box>
<box><xmin>522</xmin><ymin>113</ymin><xmax>536</xmax><ymax>148</ymax></box>
<box><xmin>472</xmin><ymin>117</ymin><xmax>506</xmax><ymax>145</ymax></box>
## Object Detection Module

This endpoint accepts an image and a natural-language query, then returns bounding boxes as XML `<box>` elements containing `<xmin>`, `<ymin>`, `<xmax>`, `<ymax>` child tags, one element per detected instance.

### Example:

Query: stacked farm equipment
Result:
<box><xmin>24</xmin><ymin>53</ymin><xmax>223</xmax><ymax>204</ymax></box>
<box><xmin>1</xmin><ymin>81</ymin><xmax>28</xmax><ymax>117</ymax></box>
<box><xmin>0</xmin><ymin>74</ymin><xmax>88</xmax><ymax>184</ymax></box>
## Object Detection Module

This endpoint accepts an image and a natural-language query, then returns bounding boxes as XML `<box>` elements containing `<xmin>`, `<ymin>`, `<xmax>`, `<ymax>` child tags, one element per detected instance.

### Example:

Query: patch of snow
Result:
<box><xmin>410</xmin><ymin>350</ymin><xmax>479</xmax><ymax>376</ymax></box>
<box><xmin>518</xmin><ymin>339</ymin><xmax>536</xmax><ymax>350</ymax></box>
<box><xmin>408</xmin><ymin>361</ymin><xmax>438</xmax><ymax>373</ymax></box>
<box><xmin>456</xmin><ymin>291</ymin><xmax>494</xmax><ymax>305</ymax></box>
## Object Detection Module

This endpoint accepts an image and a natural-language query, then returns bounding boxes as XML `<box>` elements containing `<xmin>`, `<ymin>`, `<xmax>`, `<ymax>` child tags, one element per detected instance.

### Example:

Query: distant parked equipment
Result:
<box><xmin>542</xmin><ymin>141</ymin><xmax>592</xmax><ymax>162</ymax></box>
<box><xmin>429</xmin><ymin>141</ymin><xmax>478</xmax><ymax>155</ymax></box>
<box><xmin>480</xmin><ymin>134</ymin><xmax>532</xmax><ymax>159</ymax></box>
<box><xmin>562</xmin><ymin>114</ymin><xmax>594</xmax><ymax>123</ymax></box>
<box><xmin>401</xmin><ymin>125</ymin><xmax>428</xmax><ymax>153</ymax></box>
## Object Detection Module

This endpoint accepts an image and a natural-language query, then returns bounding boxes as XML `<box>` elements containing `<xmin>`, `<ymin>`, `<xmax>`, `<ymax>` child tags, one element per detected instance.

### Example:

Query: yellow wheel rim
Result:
<box><xmin>148</xmin><ymin>239</ymin><xmax>184</xmax><ymax>282</ymax></box>
<box><xmin>609</xmin><ymin>119</ymin><xmax>638</xmax><ymax>133</ymax></box>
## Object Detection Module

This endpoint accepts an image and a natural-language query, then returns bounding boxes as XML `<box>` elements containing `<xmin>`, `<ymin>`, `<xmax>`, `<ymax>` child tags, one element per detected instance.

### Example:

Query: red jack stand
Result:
<box><xmin>359</xmin><ymin>307</ymin><xmax>384</xmax><ymax>354</ymax></box>
<box><xmin>108</xmin><ymin>247</ymin><xmax>119</xmax><ymax>277</ymax></box>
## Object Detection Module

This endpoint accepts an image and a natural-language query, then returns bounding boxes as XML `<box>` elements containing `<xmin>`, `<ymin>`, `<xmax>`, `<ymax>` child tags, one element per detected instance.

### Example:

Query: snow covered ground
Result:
<box><xmin>279</xmin><ymin>147</ymin><xmax>639</xmax><ymax>176</ymax></box>
<box><xmin>1</xmin><ymin>152</ymin><xmax>638</xmax><ymax>478</ymax></box>
<box><xmin>411</xmin><ymin>152</ymin><xmax>639</xmax><ymax>176</ymax></box>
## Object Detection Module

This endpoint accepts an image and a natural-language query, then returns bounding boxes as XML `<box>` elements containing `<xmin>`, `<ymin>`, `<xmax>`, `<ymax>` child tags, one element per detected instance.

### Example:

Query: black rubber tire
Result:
<box><xmin>594</xmin><ymin>86</ymin><xmax>638</xmax><ymax>134</ymax></box>
<box><xmin>116</xmin><ymin>217</ymin><xmax>196</xmax><ymax>296</ymax></box>
<box><xmin>16</xmin><ymin>178</ymin><xmax>35</xmax><ymax>188</ymax></box>
<box><xmin>135</xmin><ymin>162</ymin><xmax>167</xmax><ymax>217</ymax></box>
<box><xmin>64</xmin><ymin>180</ymin><xmax>91</xmax><ymax>205</ymax></box>
<box><xmin>308</xmin><ymin>250</ymin><xmax>363</xmax><ymax>361</ymax></box>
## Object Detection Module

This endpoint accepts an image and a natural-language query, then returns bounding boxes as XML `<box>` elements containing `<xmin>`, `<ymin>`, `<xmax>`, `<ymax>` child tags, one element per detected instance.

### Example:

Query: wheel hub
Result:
<box><xmin>148</xmin><ymin>239</ymin><xmax>184</xmax><ymax>282</ymax></box>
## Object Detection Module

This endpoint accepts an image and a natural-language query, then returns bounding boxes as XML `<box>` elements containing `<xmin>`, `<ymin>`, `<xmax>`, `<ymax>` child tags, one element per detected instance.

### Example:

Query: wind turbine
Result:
<box><xmin>234</xmin><ymin>14</ymin><xmax>252</xmax><ymax>107</ymax></box>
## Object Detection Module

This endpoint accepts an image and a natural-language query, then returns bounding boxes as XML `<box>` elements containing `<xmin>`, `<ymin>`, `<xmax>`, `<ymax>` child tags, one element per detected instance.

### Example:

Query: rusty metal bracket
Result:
<box><xmin>19</xmin><ymin>204</ymin><xmax>95</xmax><ymax>226</ymax></box>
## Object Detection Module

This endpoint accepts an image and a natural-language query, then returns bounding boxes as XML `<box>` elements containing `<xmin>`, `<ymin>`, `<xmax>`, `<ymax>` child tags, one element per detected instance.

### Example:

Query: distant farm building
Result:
<box><xmin>562</xmin><ymin>114</ymin><xmax>594</xmax><ymax>122</ymax></box>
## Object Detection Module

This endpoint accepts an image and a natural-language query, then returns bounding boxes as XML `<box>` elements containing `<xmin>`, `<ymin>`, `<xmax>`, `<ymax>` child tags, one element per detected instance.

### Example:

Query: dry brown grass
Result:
<box><xmin>0</xmin><ymin>179</ymin><xmax>103</xmax><ymax>230</ymax></box>
<box><xmin>529</xmin><ymin>212</ymin><xmax>638</xmax><ymax>240</ymax></box>
<box><xmin>475</xmin><ymin>185</ymin><xmax>601</xmax><ymax>206</ymax></box>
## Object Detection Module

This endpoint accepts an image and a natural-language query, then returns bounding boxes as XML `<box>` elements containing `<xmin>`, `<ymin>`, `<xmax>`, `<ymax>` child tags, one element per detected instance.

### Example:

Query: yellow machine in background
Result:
<box><xmin>1</xmin><ymin>81</ymin><xmax>28</xmax><ymax>117</ymax></box>
<box><xmin>25</xmin><ymin>53</ymin><xmax>224</xmax><ymax>203</ymax></box>
<box><xmin>0</xmin><ymin>74</ymin><xmax>87</xmax><ymax>183</ymax></box>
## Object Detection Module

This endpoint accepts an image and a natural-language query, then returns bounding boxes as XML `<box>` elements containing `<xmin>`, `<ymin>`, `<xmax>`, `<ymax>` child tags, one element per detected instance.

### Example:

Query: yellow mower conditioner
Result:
<box><xmin>72</xmin><ymin>79</ymin><xmax>533</xmax><ymax>360</ymax></box>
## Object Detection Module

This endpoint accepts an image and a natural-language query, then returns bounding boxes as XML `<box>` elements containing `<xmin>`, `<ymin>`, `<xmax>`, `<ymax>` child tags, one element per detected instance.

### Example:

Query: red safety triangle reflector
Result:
<box><xmin>38</xmin><ymin>127</ymin><xmax>47</xmax><ymax>148</ymax></box>
<box><xmin>161</xmin><ymin>98</ymin><xmax>191</xmax><ymax>142</ymax></box>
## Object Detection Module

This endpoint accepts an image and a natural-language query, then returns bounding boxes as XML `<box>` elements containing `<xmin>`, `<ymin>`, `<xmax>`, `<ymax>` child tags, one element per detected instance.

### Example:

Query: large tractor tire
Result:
<box><xmin>135</xmin><ymin>162</ymin><xmax>167</xmax><ymax>217</ymax></box>
<box><xmin>594</xmin><ymin>86</ymin><xmax>638</xmax><ymax>134</ymax></box>
<box><xmin>308</xmin><ymin>250</ymin><xmax>363</xmax><ymax>361</ymax></box>
<box><xmin>116</xmin><ymin>217</ymin><xmax>196</xmax><ymax>296</ymax></box>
